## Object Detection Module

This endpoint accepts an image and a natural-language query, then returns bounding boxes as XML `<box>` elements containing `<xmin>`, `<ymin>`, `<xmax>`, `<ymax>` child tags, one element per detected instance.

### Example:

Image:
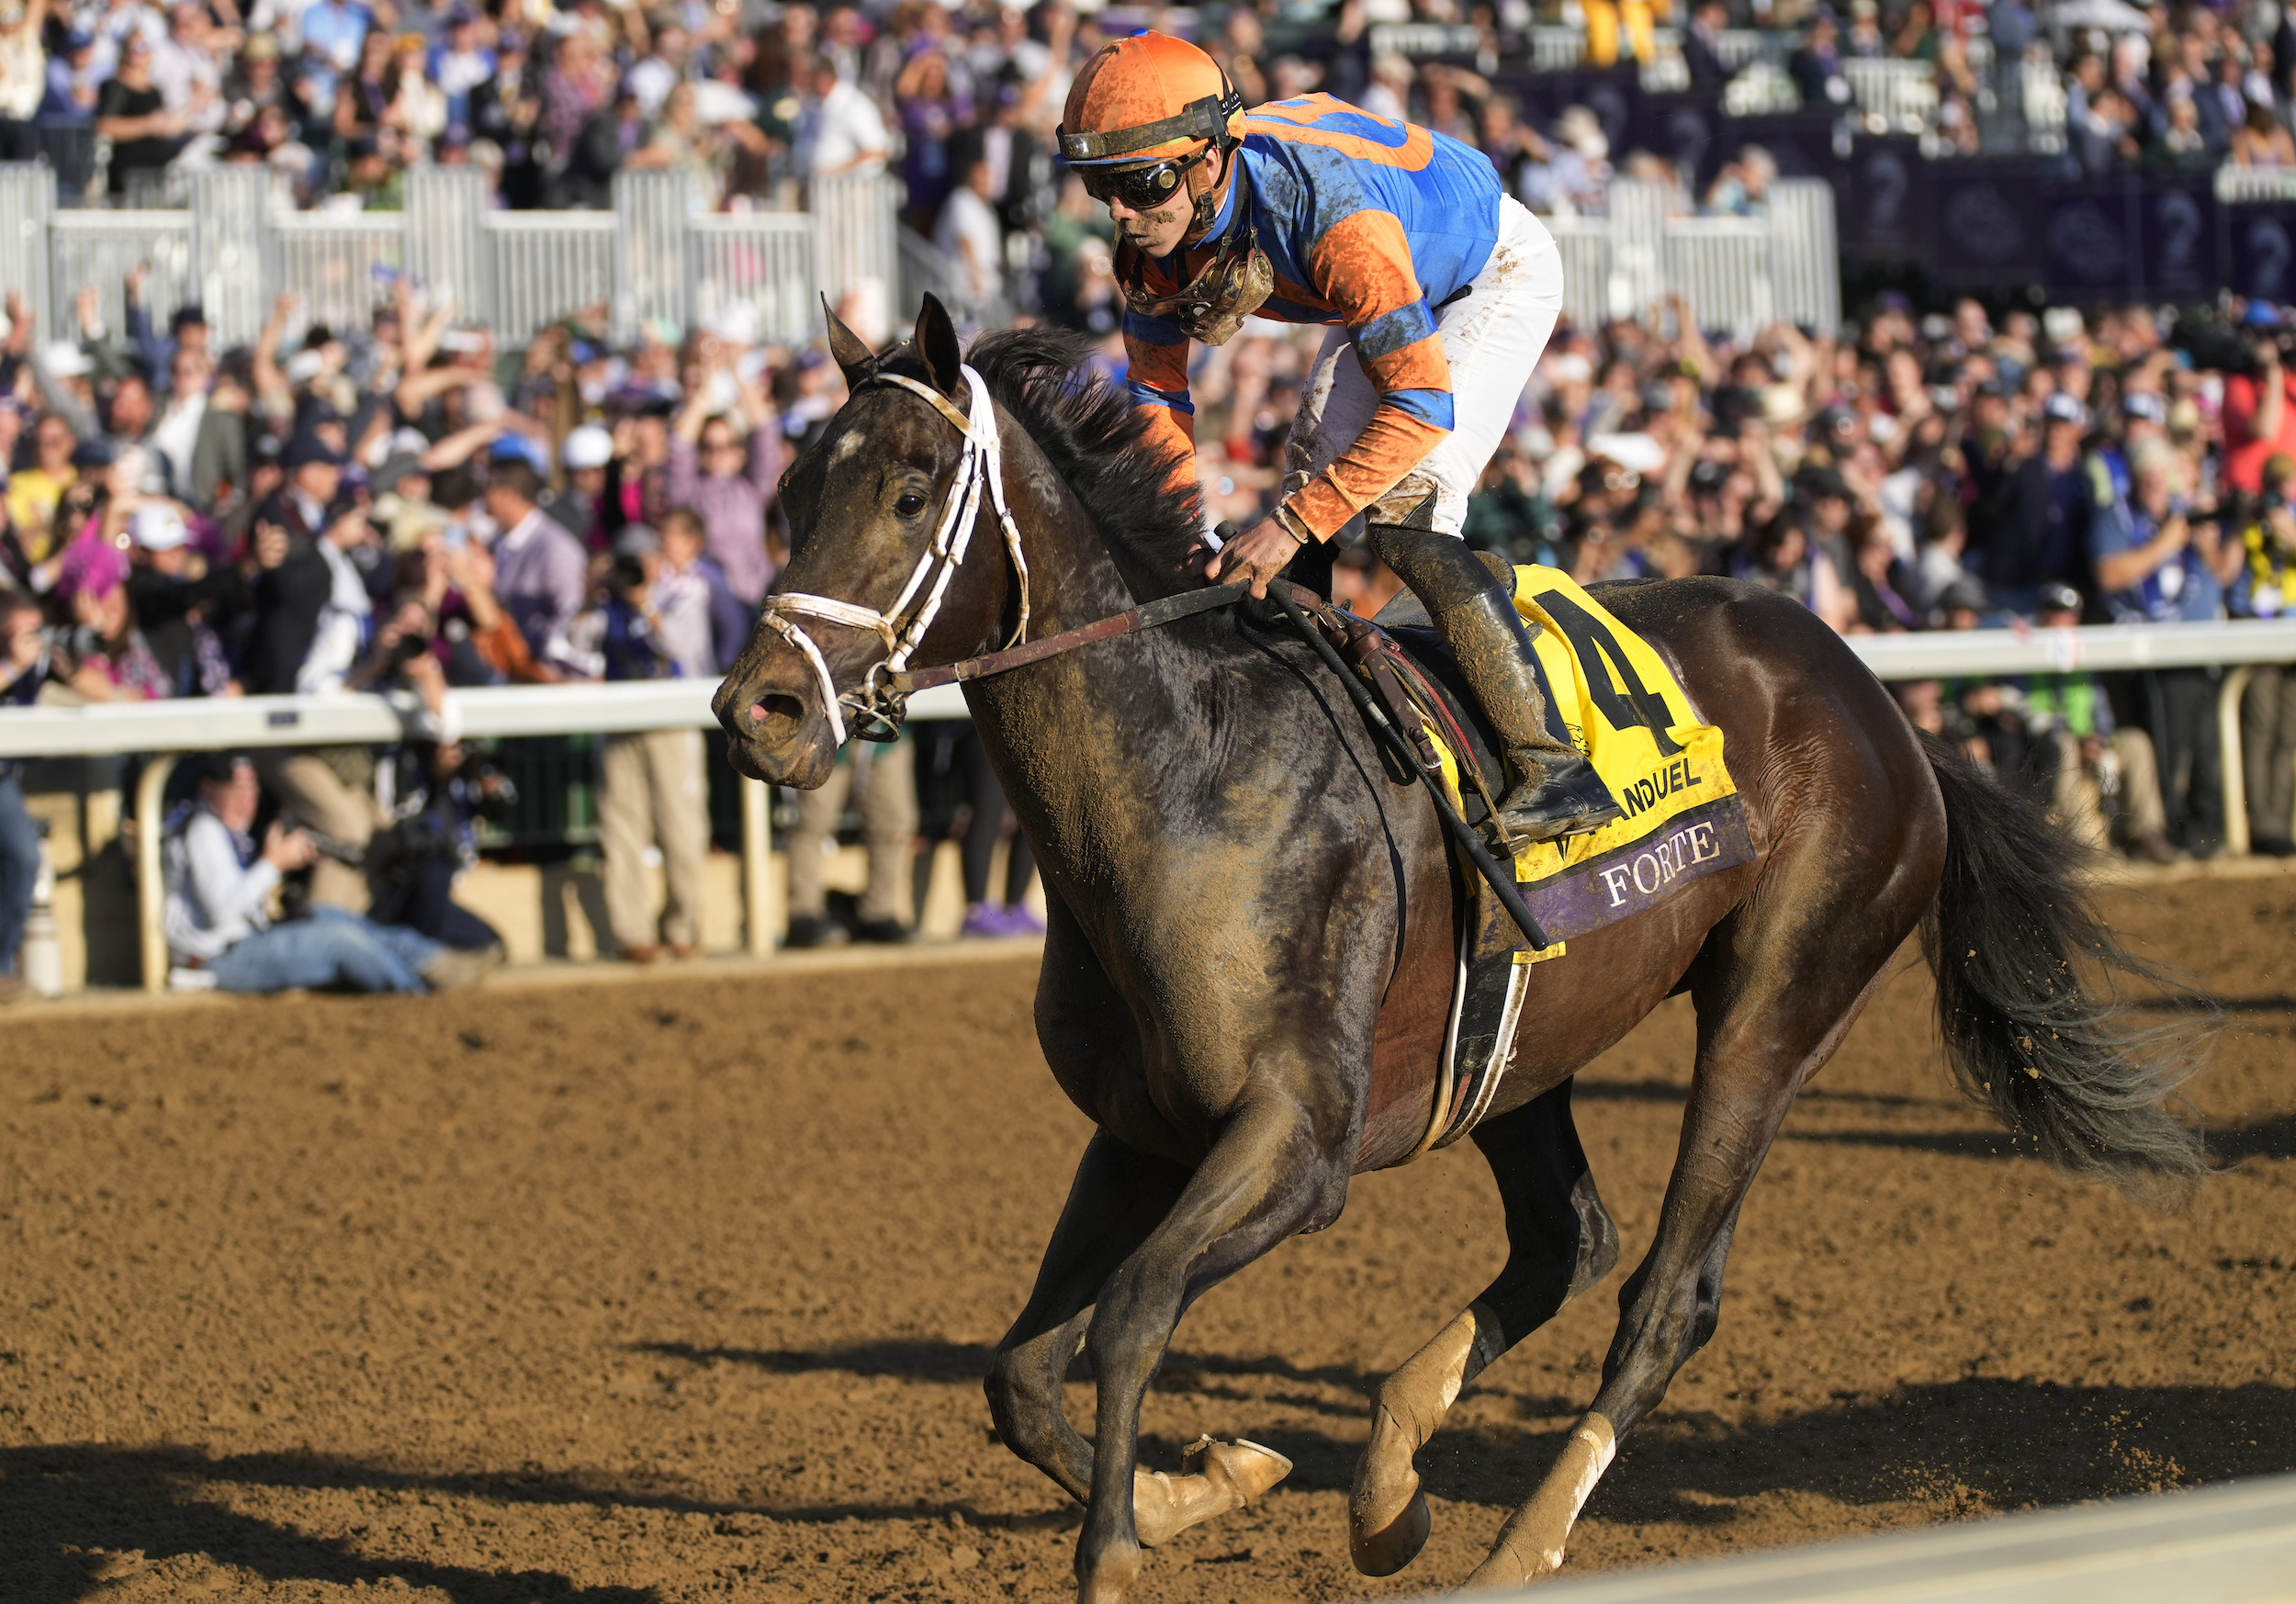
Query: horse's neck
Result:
<box><xmin>964</xmin><ymin>438</ymin><xmax>1222</xmax><ymax>862</ymax></box>
<box><xmin>1002</xmin><ymin>451</ymin><xmax>1144</xmax><ymax>640</ymax></box>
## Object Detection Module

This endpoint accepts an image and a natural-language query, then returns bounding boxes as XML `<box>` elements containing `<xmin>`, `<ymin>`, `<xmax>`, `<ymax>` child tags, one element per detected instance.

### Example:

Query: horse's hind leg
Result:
<box><xmin>1350</xmin><ymin>1080</ymin><xmax>1619</xmax><ymax>1576</ymax></box>
<box><xmin>985</xmin><ymin>1130</ymin><xmax>1294</xmax><ymax>1546</ymax></box>
<box><xmin>1463</xmin><ymin>847</ymin><xmax>1929</xmax><ymax>1588</ymax></box>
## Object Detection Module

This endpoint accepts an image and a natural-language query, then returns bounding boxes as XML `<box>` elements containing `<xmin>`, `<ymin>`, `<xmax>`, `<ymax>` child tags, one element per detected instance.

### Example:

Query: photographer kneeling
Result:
<box><xmin>164</xmin><ymin>754</ymin><xmax>495</xmax><ymax>994</ymax></box>
<box><xmin>367</xmin><ymin>738</ymin><xmax>516</xmax><ymax>955</ymax></box>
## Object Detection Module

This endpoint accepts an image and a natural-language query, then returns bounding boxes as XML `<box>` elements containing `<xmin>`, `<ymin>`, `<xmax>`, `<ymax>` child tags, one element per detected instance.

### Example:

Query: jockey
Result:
<box><xmin>1058</xmin><ymin>33</ymin><xmax>1619</xmax><ymax>842</ymax></box>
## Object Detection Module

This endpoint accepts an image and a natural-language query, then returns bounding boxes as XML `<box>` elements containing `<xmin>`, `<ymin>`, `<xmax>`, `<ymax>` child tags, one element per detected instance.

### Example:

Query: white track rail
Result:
<box><xmin>6</xmin><ymin>623</ymin><xmax>2296</xmax><ymax>991</ymax></box>
<box><xmin>1483</xmin><ymin>1472</ymin><xmax>2296</xmax><ymax>1602</ymax></box>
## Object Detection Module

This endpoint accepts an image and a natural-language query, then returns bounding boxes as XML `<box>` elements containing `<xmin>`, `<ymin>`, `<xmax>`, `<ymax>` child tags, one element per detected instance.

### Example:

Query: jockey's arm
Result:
<box><xmin>1274</xmin><ymin>210</ymin><xmax>1455</xmax><ymax>544</ymax></box>
<box><xmin>1124</xmin><ymin>211</ymin><xmax>1456</xmax><ymax>546</ymax></box>
<box><xmin>1120</xmin><ymin>307</ymin><xmax>1198</xmax><ymax>469</ymax></box>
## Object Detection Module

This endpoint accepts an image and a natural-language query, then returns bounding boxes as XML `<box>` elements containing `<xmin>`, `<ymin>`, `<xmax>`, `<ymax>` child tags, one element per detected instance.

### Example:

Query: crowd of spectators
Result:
<box><xmin>8</xmin><ymin>0</ymin><xmax>2296</xmax><ymax>1002</ymax></box>
<box><xmin>2047</xmin><ymin>0</ymin><xmax>2296</xmax><ymax>177</ymax></box>
<box><xmin>0</xmin><ymin>262</ymin><xmax>1051</xmax><ymax>1002</ymax></box>
<box><xmin>5</xmin><ymin>0</ymin><xmax>2294</xmax><ymax>223</ymax></box>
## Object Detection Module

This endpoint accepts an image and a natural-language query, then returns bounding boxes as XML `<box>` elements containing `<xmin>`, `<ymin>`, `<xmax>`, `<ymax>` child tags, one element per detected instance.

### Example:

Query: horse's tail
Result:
<box><xmin>1917</xmin><ymin>731</ymin><xmax>2213</xmax><ymax>1201</ymax></box>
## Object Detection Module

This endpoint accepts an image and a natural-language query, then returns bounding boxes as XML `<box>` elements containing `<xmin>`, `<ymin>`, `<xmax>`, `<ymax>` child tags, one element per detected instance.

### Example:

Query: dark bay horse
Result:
<box><xmin>713</xmin><ymin>297</ymin><xmax>2206</xmax><ymax>1601</ymax></box>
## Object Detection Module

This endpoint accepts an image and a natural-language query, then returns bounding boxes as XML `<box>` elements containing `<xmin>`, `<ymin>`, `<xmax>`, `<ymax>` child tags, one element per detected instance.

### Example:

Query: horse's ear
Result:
<box><xmin>822</xmin><ymin>293</ymin><xmax>876</xmax><ymax>388</ymax></box>
<box><xmin>915</xmin><ymin>293</ymin><xmax>964</xmax><ymax>398</ymax></box>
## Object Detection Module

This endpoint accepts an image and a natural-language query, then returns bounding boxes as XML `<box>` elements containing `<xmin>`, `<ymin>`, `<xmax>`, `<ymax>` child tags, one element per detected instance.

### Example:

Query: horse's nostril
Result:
<box><xmin>752</xmin><ymin>694</ymin><xmax>805</xmax><ymax>726</ymax></box>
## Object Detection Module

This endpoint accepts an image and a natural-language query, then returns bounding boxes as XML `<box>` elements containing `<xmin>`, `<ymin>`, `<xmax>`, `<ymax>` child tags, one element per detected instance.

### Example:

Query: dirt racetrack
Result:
<box><xmin>4</xmin><ymin>874</ymin><xmax>2293</xmax><ymax>1604</ymax></box>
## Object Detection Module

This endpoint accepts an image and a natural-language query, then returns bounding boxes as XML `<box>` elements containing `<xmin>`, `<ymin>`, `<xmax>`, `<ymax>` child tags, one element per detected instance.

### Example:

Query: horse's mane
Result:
<box><xmin>964</xmin><ymin>327</ymin><xmax>1205</xmax><ymax>592</ymax></box>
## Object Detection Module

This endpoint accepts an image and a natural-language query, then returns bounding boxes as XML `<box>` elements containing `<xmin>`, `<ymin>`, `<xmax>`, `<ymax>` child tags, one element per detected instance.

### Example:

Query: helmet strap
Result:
<box><xmin>1183</xmin><ymin>142</ymin><xmax>1236</xmax><ymax>244</ymax></box>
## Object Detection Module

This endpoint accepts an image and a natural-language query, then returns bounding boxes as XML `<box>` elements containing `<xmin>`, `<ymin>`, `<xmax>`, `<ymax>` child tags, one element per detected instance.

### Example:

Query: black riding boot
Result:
<box><xmin>1367</xmin><ymin>515</ymin><xmax>1623</xmax><ymax>844</ymax></box>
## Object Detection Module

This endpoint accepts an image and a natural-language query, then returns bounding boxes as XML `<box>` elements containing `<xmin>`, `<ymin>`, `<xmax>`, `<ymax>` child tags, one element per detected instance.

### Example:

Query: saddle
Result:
<box><xmin>1285</xmin><ymin>568</ymin><xmax>1756</xmax><ymax>1158</ymax></box>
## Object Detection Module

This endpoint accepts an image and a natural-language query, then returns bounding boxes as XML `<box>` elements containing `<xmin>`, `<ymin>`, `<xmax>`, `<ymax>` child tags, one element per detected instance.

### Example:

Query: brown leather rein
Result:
<box><xmin>891</xmin><ymin>578</ymin><xmax>1254</xmax><ymax>693</ymax></box>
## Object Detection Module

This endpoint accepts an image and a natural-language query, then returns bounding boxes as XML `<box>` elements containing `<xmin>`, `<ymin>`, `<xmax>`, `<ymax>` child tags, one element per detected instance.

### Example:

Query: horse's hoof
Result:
<box><xmin>1348</xmin><ymin>1482</ymin><xmax>1430</xmax><ymax>1576</ymax></box>
<box><xmin>1462</xmin><ymin>1553</ymin><xmax>1532</xmax><ymax>1591</ymax></box>
<box><xmin>1193</xmin><ymin>1435</ymin><xmax>1293</xmax><ymax>1501</ymax></box>
<box><xmin>1132</xmin><ymin>1436</ymin><xmax>1292</xmax><ymax>1546</ymax></box>
<box><xmin>1460</xmin><ymin>1526</ymin><xmax>1567</xmax><ymax>1591</ymax></box>
<box><xmin>1350</xmin><ymin>1402</ymin><xmax>1433</xmax><ymax>1576</ymax></box>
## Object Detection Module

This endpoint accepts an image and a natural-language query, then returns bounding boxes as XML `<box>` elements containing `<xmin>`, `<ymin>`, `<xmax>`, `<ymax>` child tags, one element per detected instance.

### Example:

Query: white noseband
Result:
<box><xmin>754</xmin><ymin>364</ymin><xmax>1030</xmax><ymax>746</ymax></box>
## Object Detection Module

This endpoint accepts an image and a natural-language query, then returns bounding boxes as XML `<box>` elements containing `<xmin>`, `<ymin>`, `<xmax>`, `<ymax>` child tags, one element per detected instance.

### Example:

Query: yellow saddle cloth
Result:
<box><xmin>1402</xmin><ymin>566</ymin><xmax>1754</xmax><ymax>1158</ymax></box>
<box><xmin>1424</xmin><ymin>566</ymin><xmax>1753</xmax><ymax>961</ymax></box>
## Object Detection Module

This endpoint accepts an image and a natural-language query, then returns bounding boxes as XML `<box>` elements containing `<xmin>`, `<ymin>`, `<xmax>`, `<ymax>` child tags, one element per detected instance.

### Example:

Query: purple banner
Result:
<box><xmin>1521</xmin><ymin>795</ymin><xmax>1756</xmax><ymax>945</ymax></box>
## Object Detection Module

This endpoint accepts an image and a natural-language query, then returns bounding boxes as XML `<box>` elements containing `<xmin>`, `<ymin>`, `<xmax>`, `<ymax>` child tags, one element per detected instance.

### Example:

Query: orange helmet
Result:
<box><xmin>1059</xmin><ymin>34</ymin><xmax>1244</xmax><ymax>233</ymax></box>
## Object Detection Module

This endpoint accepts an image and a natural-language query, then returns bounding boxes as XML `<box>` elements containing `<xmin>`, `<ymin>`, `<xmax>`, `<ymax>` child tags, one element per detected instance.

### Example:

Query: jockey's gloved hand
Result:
<box><xmin>1198</xmin><ymin>515</ymin><xmax>1305</xmax><ymax>599</ymax></box>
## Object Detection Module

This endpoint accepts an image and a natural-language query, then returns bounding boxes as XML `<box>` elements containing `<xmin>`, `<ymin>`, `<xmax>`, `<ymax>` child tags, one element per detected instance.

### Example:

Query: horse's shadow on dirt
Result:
<box><xmin>1791</xmin><ymin>1111</ymin><xmax>2296</xmax><ymax>1163</ymax></box>
<box><xmin>4</xmin><ymin>1378</ymin><xmax>2292</xmax><ymax>1599</ymax></box>
<box><xmin>0</xmin><ymin>1443</ymin><xmax>663</xmax><ymax>1604</ymax></box>
<box><xmin>634</xmin><ymin>1336</ymin><xmax>1379</xmax><ymax>1397</ymax></box>
<box><xmin>633</xmin><ymin>1338</ymin><xmax>2296</xmax><ymax>1530</ymax></box>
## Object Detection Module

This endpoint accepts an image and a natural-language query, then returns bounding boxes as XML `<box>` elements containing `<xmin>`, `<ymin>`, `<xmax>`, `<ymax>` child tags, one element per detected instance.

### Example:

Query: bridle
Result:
<box><xmin>756</xmin><ymin>362</ymin><xmax>1031</xmax><ymax>744</ymax></box>
<box><xmin>743</xmin><ymin>353</ymin><xmax>1557</xmax><ymax>970</ymax></box>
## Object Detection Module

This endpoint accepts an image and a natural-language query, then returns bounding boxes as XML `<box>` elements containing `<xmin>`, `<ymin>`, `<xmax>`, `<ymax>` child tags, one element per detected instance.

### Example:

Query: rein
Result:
<box><xmin>758</xmin><ymin>359</ymin><xmax>1247</xmax><ymax>740</ymax></box>
<box><xmin>895</xmin><ymin>581</ymin><xmax>1250</xmax><ymax>691</ymax></box>
<box><xmin>753</xmin><ymin>371</ymin><xmax>1547</xmax><ymax>953</ymax></box>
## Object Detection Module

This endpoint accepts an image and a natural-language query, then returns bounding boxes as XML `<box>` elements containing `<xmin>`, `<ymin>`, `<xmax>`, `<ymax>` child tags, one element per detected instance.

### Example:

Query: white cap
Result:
<box><xmin>39</xmin><ymin>341</ymin><xmax>93</xmax><ymax>378</ymax></box>
<box><xmin>366</xmin><ymin>424</ymin><xmax>431</xmax><ymax>468</ymax></box>
<box><xmin>561</xmin><ymin>423</ymin><xmax>613</xmax><ymax>470</ymax></box>
<box><xmin>131</xmin><ymin>503</ymin><xmax>188</xmax><ymax>550</ymax></box>
<box><xmin>707</xmin><ymin>298</ymin><xmax>760</xmax><ymax>345</ymax></box>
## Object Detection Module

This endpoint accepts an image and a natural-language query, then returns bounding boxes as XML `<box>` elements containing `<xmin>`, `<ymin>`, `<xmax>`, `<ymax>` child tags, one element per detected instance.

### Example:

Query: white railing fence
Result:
<box><xmin>1844</xmin><ymin>57</ymin><xmax>1941</xmax><ymax>133</ymax></box>
<box><xmin>2021</xmin><ymin>57</ymin><xmax>2071</xmax><ymax>146</ymax></box>
<box><xmin>0</xmin><ymin>678</ymin><xmax>962</xmax><ymax>993</ymax></box>
<box><xmin>0</xmin><ymin>163</ymin><xmax>870</xmax><ymax>353</ymax></box>
<box><xmin>1503</xmin><ymin>1472</ymin><xmax>2296</xmax><ymax>1602</ymax></box>
<box><xmin>690</xmin><ymin>213</ymin><xmax>820</xmax><ymax>352</ymax></box>
<box><xmin>273</xmin><ymin>211</ymin><xmax>405</xmax><ymax>334</ymax></box>
<box><xmin>46</xmin><ymin>208</ymin><xmax>195</xmax><ymax>346</ymax></box>
<box><xmin>186</xmin><ymin>164</ymin><xmax>273</xmax><ymax>349</ymax></box>
<box><xmin>1551</xmin><ymin>214</ymin><xmax>1616</xmax><ymax>330</ymax></box>
<box><xmin>2217</xmin><ymin>165</ymin><xmax>2296</xmax><ymax>205</ymax></box>
<box><xmin>1509</xmin><ymin>28</ymin><xmax>2023</xmax><ymax>147</ymax></box>
<box><xmin>5</xmin><ymin>623</ymin><xmax>2294</xmax><ymax>993</ymax></box>
<box><xmin>1566</xmin><ymin>177</ymin><xmax>1838</xmax><ymax>338</ymax></box>
<box><xmin>486</xmin><ymin>209</ymin><xmax>619</xmax><ymax>345</ymax></box>
<box><xmin>814</xmin><ymin>169</ymin><xmax>901</xmax><ymax>332</ymax></box>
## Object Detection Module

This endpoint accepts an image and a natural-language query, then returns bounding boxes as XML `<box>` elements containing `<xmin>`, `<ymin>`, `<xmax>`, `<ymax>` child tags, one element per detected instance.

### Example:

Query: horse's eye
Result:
<box><xmin>895</xmin><ymin>493</ymin><xmax>928</xmax><ymax>518</ymax></box>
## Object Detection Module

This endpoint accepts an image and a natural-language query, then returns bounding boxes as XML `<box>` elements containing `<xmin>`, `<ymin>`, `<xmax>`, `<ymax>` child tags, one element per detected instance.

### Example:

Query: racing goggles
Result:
<box><xmin>1075</xmin><ymin>151</ymin><xmax>1209</xmax><ymax>212</ymax></box>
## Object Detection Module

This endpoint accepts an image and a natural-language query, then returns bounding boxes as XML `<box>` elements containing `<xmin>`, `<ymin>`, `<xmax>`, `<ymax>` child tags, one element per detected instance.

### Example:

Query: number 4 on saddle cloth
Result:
<box><xmin>1358</xmin><ymin>565</ymin><xmax>1754</xmax><ymax>1158</ymax></box>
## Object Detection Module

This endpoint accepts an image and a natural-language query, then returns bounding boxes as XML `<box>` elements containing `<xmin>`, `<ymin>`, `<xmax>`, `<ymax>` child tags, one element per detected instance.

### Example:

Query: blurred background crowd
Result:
<box><xmin>7</xmin><ymin>0</ymin><xmax>2296</xmax><ymax>1000</ymax></box>
<box><xmin>8</xmin><ymin>0</ymin><xmax>2296</xmax><ymax>213</ymax></box>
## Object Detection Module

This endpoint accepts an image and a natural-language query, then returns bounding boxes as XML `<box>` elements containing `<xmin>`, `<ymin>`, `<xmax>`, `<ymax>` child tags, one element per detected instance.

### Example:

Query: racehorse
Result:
<box><xmin>714</xmin><ymin>296</ymin><xmax>2208</xmax><ymax>1601</ymax></box>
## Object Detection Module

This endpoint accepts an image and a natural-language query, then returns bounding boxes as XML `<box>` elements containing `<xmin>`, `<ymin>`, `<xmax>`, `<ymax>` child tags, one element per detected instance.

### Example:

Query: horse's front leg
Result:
<box><xmin>985</xmin><ymin>1130</ymin><xmax>1183</xmax><ymax>1505</ymax></box>
<box><xmin>1074</xmin><ymin>1091</ymin><xmax>1350</xmax><ymax>1604</ymax></box>
<box><xmin>987</xmin><ymin>1130</ymin><xmax>1294</xmax><ymax>1542</ymax></box>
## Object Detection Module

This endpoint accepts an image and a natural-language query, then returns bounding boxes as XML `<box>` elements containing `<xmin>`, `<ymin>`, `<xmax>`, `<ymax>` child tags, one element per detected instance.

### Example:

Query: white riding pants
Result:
<box><xmin>1286</xmin><ymin>194</ymin><xmax>1563</xmax><ymax>540</ymax></box>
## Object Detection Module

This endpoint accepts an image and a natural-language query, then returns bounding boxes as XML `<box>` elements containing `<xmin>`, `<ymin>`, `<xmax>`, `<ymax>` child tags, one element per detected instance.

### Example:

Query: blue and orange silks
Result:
<box><xmin>1117</xmin><ymin>94</ymin><xmax>1502</xmax><ymax>541</ymax></box>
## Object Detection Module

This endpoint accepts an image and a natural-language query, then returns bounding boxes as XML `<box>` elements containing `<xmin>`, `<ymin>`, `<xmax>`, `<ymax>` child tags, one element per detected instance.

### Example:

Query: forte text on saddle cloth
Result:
<box><xmin>1424</xmin><ymin>567</ymin><xmax>1754</xmax><ymax>956</ymax></box>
